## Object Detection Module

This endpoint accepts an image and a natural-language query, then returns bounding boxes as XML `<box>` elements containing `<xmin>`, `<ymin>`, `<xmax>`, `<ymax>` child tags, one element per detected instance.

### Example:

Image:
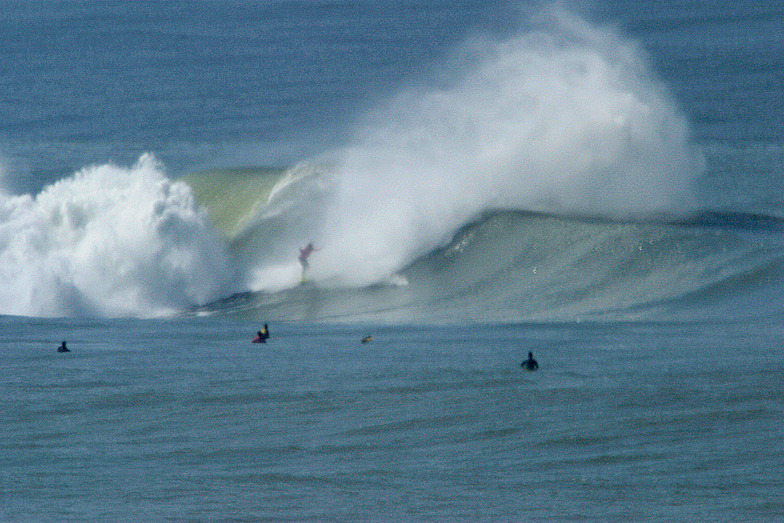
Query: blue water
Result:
<box><xmin>4</xmin><ymin>318</ymin><xmax>784</xmax><ymax>521</ymax></box>
<box><xmin>1</xmin><ymin>0</ymin><xmax>784</xmax><ymax>520</ymax></box>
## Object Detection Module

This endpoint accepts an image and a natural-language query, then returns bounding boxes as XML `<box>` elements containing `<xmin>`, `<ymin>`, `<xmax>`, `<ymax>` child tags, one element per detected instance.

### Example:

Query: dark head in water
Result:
<box><xmin>57</xmin><ymin>341</ymin><xmax>70</xmax><ymax>353</ymax></box>
<box><xmin>521</xmin><ymin>351</ymin><xmax>538</xmax><ymax>371</ymax></box>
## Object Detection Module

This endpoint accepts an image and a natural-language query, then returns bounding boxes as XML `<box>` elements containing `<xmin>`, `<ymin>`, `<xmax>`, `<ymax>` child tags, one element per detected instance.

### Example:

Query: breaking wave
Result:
<box><xmin>237</xmin><ymin>9</ymin><xmax>705</xmax><ymax>291</ymax></box>
<box><xmin>6</xmin><ymin>10</ymin><xmax>774</xmax><ymax>323</ymax></box>
<box><xmin>0</xmin><ymin>155</ymin><xmax>235</xmax><ymax>317</ymax></box>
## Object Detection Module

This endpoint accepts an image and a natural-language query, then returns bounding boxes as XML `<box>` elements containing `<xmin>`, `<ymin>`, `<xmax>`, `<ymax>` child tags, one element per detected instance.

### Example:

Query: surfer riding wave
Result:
<box><xmin>298</xmin><ymin>242</ymin><xmax>319</xmax><ymax>280</ymax></box>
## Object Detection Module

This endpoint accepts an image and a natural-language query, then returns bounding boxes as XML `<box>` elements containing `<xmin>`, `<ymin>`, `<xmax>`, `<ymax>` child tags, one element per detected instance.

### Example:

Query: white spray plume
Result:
<box><xmin>304</xmin><ymin>9</ymin><xmax>704</xmax><ymax>287</ymax></box>
<box><xmin>0</xmin><ymin>154</ymin><xmax>234</xmax><ymax>317</ymax></box>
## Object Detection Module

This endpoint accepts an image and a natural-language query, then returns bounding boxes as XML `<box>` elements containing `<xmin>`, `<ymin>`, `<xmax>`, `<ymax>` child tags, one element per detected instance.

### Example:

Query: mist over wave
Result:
<box><xmin>247</xmin><ymin>10</ymin><xmax>704</xmax><ymax>289</ymax></box>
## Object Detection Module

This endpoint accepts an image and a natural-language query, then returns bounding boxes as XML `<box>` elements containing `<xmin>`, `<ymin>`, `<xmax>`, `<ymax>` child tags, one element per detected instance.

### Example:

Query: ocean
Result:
<box><xmin>1</xmin><ymin>0</ymin><xmax>783</xmax><ymax>521</ymax></box>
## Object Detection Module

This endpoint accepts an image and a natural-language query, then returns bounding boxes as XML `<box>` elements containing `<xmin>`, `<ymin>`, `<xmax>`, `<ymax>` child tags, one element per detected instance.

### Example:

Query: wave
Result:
<box><xmin>2</xmin><ymin>153</ymin><xmax>781</xmax><ymax>322</ymax></box>
<box><xmin>225</xmin><ymin>9</ymin><xmax>706</xmax><ymax>294</ymax></box>
<box><xmin>245</xmin><ymin>10</ymin><xmax>703</xmax><ymax>289</ymax></box>
<box><xmin>199</xmin><ymin>209</ymin><xmax>784</xmax><ymax>323</ymax></box>
<box><xmin>5</xmin><ymin>9</ymin><xmax>771</xmax><ymax>322</ymax></box>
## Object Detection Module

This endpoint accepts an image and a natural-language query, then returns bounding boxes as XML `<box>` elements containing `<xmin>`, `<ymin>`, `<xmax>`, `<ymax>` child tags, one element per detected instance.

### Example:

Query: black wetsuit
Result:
<box><xmin>521</xmin><ymin>352</ymin><xmax>538</xmax><ymax>371</ymax></box>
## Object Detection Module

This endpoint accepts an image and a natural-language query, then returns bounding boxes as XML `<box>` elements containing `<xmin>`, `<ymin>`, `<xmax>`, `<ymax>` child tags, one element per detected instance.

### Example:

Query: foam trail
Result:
<box><xmin>0</xmin><ymin>154</ymin><xmax>234</xmax><ymax>317</ymax></box>
<box><xmin>305</xmin><ymin>9</ymin><xmax>704</xmax><ymax>287</ymax></box>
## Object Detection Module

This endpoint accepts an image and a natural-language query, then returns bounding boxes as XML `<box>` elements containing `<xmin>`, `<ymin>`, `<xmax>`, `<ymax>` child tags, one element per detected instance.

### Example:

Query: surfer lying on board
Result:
<box><xmin>298</xmin><ymin>242</ymin><xmax>319</xmax><ymax>278</ymax></box>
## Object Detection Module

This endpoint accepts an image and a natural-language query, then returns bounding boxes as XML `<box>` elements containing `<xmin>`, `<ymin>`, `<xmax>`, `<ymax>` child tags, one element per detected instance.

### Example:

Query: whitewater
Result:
<box><xmin>0</xmin><ymin>9</ymin><xmax>732</xmax><ymax>321</ymax></box>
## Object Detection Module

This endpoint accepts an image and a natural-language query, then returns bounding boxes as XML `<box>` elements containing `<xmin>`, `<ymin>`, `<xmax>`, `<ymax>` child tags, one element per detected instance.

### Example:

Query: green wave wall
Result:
<box><xmin>181</xmin><ymin>167</ymin><xmax>286</xmax><ymax>238</ymax></box>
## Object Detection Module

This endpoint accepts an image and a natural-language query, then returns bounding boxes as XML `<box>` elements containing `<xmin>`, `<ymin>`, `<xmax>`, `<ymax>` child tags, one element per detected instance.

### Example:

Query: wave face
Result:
<box><xmin>206</xmin><ymin>209</ymin><xmax>784</xmax><ymax>323</ymax></box>
<box><xmin>3</xmin><ymin>10</ymin><xmax>778</xmax><ymax>323</ymax></box>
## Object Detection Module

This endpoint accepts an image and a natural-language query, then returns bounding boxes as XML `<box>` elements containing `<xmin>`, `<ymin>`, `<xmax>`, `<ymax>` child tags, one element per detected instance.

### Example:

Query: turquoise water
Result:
<box><xmin>1</xmin><ymin>0</ymin><xmax>783</xmax><ymax>520</ymax></box>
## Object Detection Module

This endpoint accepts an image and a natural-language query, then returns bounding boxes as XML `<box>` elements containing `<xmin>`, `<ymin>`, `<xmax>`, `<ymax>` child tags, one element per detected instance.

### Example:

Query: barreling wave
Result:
<box><xmin>231</xmin><ymin>8</ymin><xmax>705</xmax><ymax>292</ymax></box>
<box><xmin>5</xmin><ymin>9</ymin><xmax>779</xmax><ymax>322</ymax></box>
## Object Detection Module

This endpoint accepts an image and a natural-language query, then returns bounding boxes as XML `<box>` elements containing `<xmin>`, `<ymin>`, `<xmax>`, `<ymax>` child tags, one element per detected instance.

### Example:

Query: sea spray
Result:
<box><xmin>294</xmin><ymin>10</ymin><xmax>705</xmax><ymax>287</ymax></box>
<box><xmin>0</xmin><ymin>154</ymin><xmax>234</xmax><ymax>317</ymax></box>
<box><xmin>0</xmin><ymin>10</ymin><xmax>708</xmax><ymax>311</ymax></box>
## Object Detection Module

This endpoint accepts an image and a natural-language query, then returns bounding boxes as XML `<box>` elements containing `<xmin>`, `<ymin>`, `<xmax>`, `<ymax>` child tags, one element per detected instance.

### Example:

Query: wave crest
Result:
<box><xmin>0</xmin><ymin>154</ymin><xmax>234</xmax><ymax>317</ymax></box>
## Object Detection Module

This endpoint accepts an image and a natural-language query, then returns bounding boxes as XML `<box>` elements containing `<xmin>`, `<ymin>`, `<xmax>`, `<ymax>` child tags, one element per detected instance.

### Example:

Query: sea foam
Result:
<box><xmin>0</xmin><ymin>154</ymin><xmax>234</xmax><ymax>317</ymax></box>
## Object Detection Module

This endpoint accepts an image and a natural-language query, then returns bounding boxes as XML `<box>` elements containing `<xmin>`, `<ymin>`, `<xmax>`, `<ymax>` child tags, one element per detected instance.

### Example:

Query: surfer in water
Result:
<box><xmin>58</xmin><ymin>341</ymin><xmax>70</xmax><ymax>353</ymax></box>
<box><xmin>521</xmin><ymin>351</ymin><xmax>539</xmax><ymax>371</ymax></box>
<box><xmin>298</xmin><ymin>242</ymin><xmax>318</xmax><ymax>279</ymax></box>
<box><xmin>254</xmin><ymin>324</ymin><xmax>270</xmax><ymax>343</ymax></box>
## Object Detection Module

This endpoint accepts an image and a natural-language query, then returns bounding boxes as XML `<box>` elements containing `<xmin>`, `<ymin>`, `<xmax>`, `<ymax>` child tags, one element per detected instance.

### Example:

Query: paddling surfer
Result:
<box><xmin>253</xmin><ymin>324</ymin><xmax>270</xmax><ymax>343</ymax></box>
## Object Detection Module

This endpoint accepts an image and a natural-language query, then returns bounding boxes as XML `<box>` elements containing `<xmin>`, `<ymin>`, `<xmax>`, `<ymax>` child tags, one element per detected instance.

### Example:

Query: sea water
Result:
<box><xmin>1</xmin><ymin>0</ymin><xmax>784</xmax><ymax>520</ymax></box>
<box><xmin>3</xmin><ymin>319</ymin><xmax>783</xmax><ymax>521</ymax></box>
